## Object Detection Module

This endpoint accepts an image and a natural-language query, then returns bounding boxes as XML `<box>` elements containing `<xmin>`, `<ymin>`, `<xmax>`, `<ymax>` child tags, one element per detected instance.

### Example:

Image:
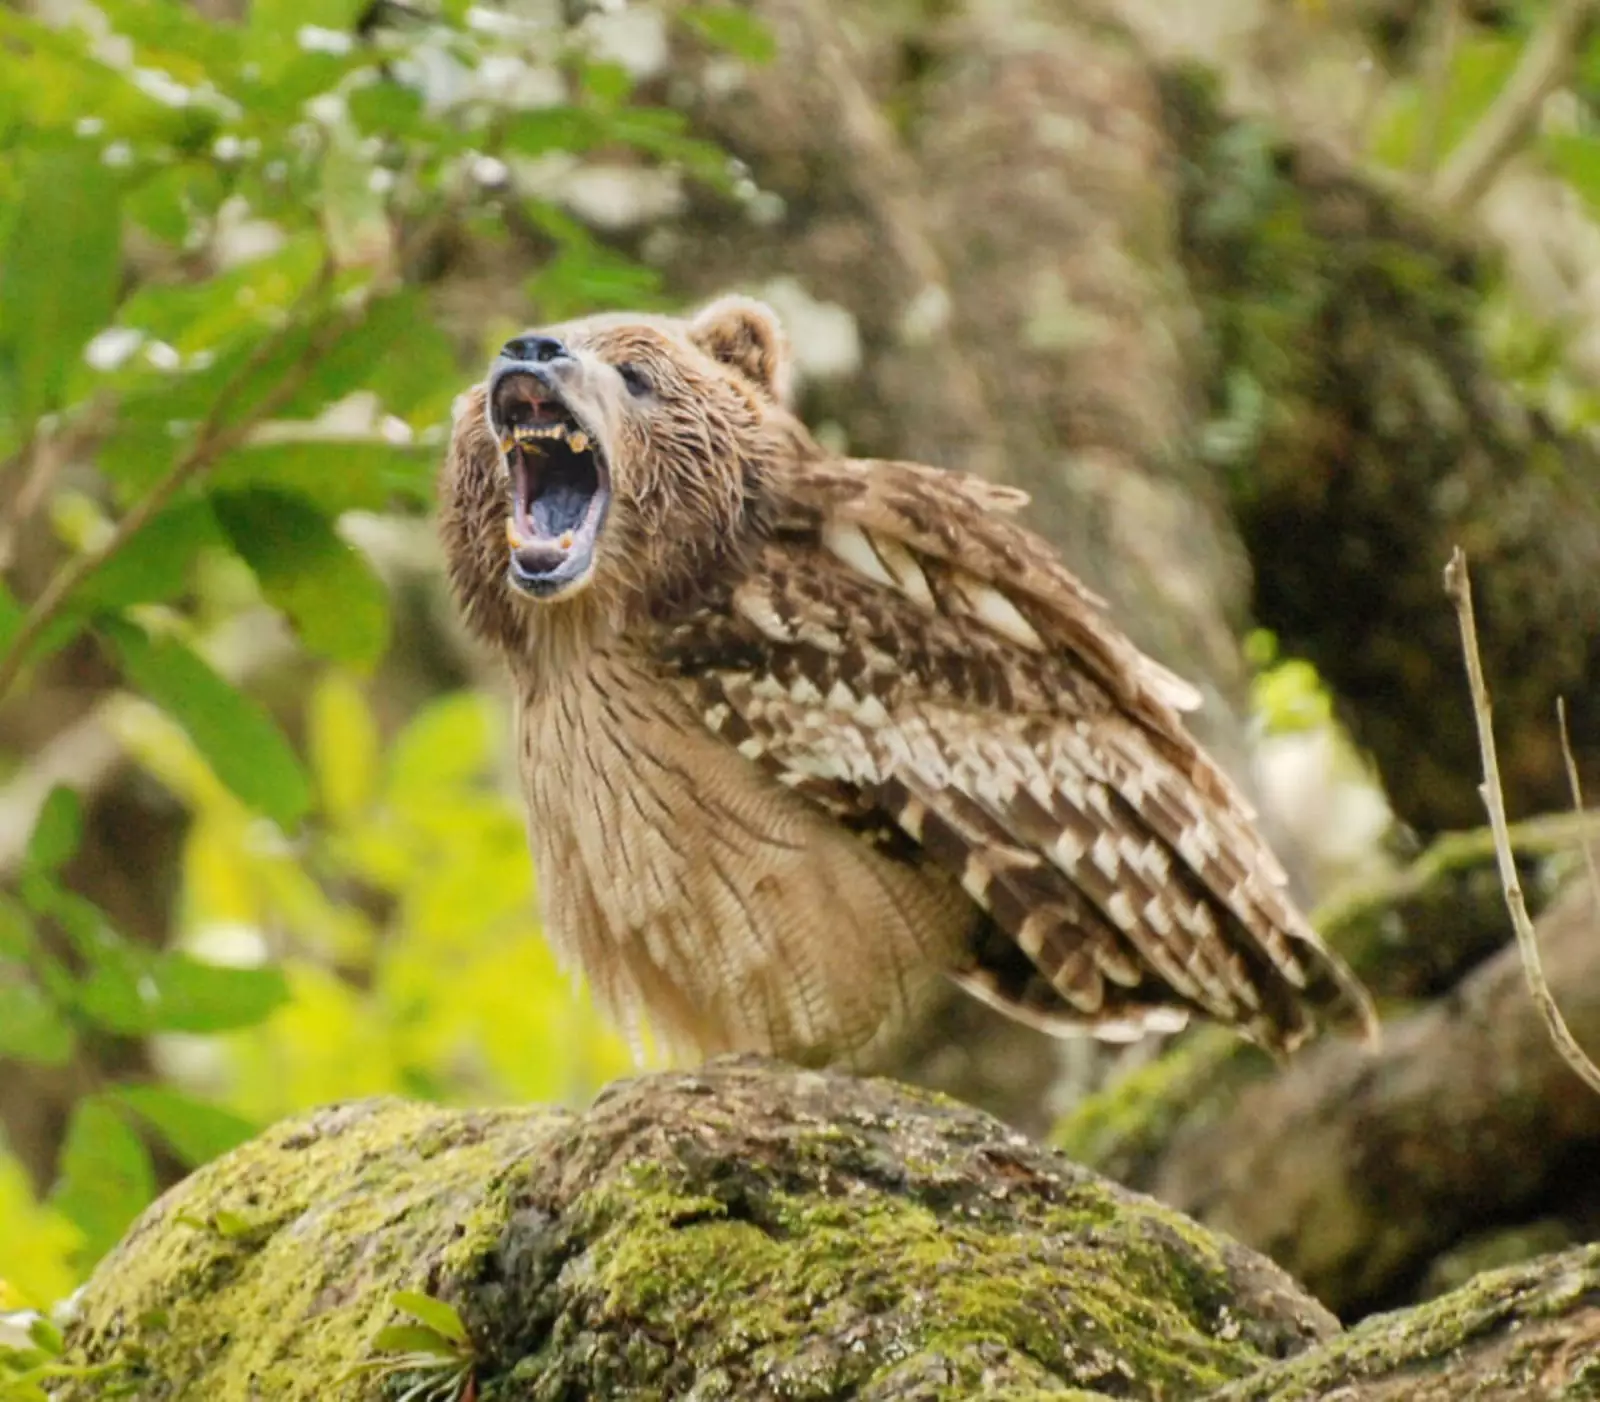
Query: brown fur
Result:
<box><xmin>440</xmin><ymin>303</ymin><xmax>813</xmax><ymax>679</ymax></box>
<box><xmin>438</xmin><ymin>298</ymin><xmax>1377</xmax><ymax>1063</ymax></box>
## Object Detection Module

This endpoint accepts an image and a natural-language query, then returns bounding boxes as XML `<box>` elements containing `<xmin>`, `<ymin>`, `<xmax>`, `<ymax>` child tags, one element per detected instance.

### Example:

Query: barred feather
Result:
<box><xmin>649</xmin><ymin>458</ymin><xmax>1377</xmax><ymax>1055</ymax></box>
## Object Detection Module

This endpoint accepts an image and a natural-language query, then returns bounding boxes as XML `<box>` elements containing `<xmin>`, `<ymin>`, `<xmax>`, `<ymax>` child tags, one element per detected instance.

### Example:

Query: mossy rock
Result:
<box><xmin>54</xmin><ymin>1058</ymin><xmax>1333</xmax><ymax>1400</ymax></box>
<box><xmin>1210</xmin><ymin>1243</ymin><xmax>1600</xmax><ymax>1401</ymax></box>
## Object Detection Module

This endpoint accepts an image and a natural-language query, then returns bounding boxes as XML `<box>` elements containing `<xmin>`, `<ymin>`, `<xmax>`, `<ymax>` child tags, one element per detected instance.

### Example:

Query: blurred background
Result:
<box><xmin>2</xmin><ymin>0</ymin><xmax>1600</xmax><ymax>1360</ymax></box>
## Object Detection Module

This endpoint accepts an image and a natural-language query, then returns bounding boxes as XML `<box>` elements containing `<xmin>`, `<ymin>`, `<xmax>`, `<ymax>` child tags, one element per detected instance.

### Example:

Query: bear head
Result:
<box><xmin>440</xmin><ymin>296</ymin><xmax>808</xmax><ymax>655</ymax></box>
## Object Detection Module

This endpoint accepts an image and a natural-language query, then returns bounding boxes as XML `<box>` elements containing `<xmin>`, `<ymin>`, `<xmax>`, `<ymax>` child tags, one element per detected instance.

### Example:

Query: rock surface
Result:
<box><xmin>52</xmin><ymin>1058</ymin><xmax>1600</xmax><ymax>1400</ymax></box>
<box><xmin>55</xmin><ymin>1058</ymin><xmax>1331</xmax><ymax>1400</ymax></box>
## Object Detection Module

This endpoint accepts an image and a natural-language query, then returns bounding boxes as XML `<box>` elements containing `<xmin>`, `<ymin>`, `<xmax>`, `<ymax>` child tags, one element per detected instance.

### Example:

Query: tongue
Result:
<box><xmin>530</xmin><ymin>479</ymin><xmax>592</xmax><ymax>535</ymax></box>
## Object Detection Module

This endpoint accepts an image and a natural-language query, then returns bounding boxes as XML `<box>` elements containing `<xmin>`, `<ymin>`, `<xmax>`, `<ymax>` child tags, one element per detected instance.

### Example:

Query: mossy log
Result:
<box><xmin>52</xmin><ymin>1060</ymin><xmax>1600</xmax><ymax>1400</ymax></box>
<box><xmin>1213</xmin><ymin>1244</ymin><xmax>1600</xmax><ymax>1400</ymax></box>
<box><xmin>1057</xmin><ymin>877</ymin><xmax>1600</xmax><ymax>1319</ymax></box>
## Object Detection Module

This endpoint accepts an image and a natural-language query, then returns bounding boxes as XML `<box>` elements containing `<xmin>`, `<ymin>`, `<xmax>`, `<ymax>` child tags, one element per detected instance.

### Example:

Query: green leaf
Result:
<box><xmin>390</xmin><ymin>1291</ymin><xmax>468</xmax><ymax>1346</ymax></box>
<box><xmin>386</xmin><ymin>693</ymin><xmax>493</xmax><ymax>803</ymax></box>
<box><xmin>208</xmin><ymin>440</ymin><xmax>437</xmax><ymax>514</ymax></box>
<box><xmin>0</xmin><ymin>978</ymin><xmax>76</xmax><ymax>1066</ymax></box>
<box><xmin>125</xmin><ymin>162</ymin><xmax>224</xmax><ymax>246</ymax></box>
<box><xmin>101</xmin><ymin>619</ymin><xmax>312</xmax><ymax>825</ymax></box>
<box><xmin>49</xmin><ymin>1097</ymin><xmax>155</xmax><ymax>1269</ymax></box>
<box><xmin>66</xmin><ymin>921</ymin><xmax>287</xmax><ymax>1037</ymax></box>
<box><xmin>140</xmin><ymin>952</ymin><xmax>289</xmax><ymax>1034</ymax></box>
<box><xmin>578</xmin><ymin>60</ymin><xmax>635</xmax><ymax>108</ymax></box>
<box><xmin>371</xmin><ymin>1324</ymin><xmax>458</xmax><ymax>1357</ymax></box>
<box><xmin>0</xmin><ymin>578</ymin><xmax>23</xmax><ymax>655</ymax></box>
<box><xmin>112</xmin><ymin>1086</ymin><xmax>258</xmax><ymax>1167</ymax></box>
<box><xmin>212</xmin><ymin>489</ymin><xmax>391</xmax><ymax>668</ymax></box>
<box><xmin>113</xmin><ymin>234</ymin><xmax>325</xmax><ymax>356</ymax></box>
<box><xmin>76</xmin><ymin>501</ymin><xmax>223</xmax><ymax>612</ymax></box>
<box><xmin>26</xmin><ymin>1316</ymin><xmax>63</xmax><ymax>1358</ymax></box>
<box><xmin>26</xmin><ymin>787</ymin><xmax>81</xmax><ymax>872</ymax></box>
<box><xmin>319</xmin><ymin>124</ymin><xmax>392</xmax><ymax>274</ymax></box>
<box><xmin>249</xmin><ymin>0</ymin><xmax>366</xmax><ymax>51</ymax></box>
<box><xmin>679</xmin><ymin>6</ymin><xmax>777</xmax><ymax>64</ymax></box>
<box><xmin>1542</xmin><ymin>132</ymin><xmax>1600</xmax><ymax>217</ymax></box>
<box><xmin>523</xmin><ymin>223</ymin><xmax>663</xmax><ymax>319</ymax></box>
<box><xmin>0</xmin><ymin>894</ymin><xmax>35</xmax><ymax>959</ymax></box>
<box><xmin>0</xmin><ymin>146</ymin><xmax>123</xmax><ymax>424</ymax></box>
<box><xmin>499</xmin><ymin>107</ymin><xmax>600</xmax><ymax>157</ymax></box>
<box><xmin>275</xmin><ymin>289</ymin><xmax>460</xmax><ymax>424</ymax></box>
<box><xmin>47</xmin><ymin>894</ymin><xmax>166</xmax><ymax>1036</ymax></box>
<box><xmin>310</xmin><ymin>671</ymin><xmax>380</xmax><ymax>822</ymax></box>
<box><xmin>348</xmin><ymin>83</ymin><xmax>426</xmax><ymax>140</ymax></box>
<box><xmin>92</xmin><ymin>0</ymin><xmax>243</xmax><ymax>78</ymax></box>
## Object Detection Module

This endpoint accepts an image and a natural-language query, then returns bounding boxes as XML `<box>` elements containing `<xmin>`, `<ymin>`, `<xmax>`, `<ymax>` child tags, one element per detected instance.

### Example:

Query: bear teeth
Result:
<box><xmin>506</xmin><ymin>422</ymin><xmax>591</xmax><ymax>453</ymax></box>
<box><xmin>511</xmin><ymin>422</ymin><xmax>567</xmax><ymax>444</ymax></box>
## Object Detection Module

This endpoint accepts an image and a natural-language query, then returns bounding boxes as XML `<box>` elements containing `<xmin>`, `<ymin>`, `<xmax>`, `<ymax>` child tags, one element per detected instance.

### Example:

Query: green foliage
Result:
<box><xmin>102</xmin><ymin>619</ymin><xmax>313</xmax><ymax>825</ymax></box>
<box><xmin>1368</xmin><ymin>34</ymin><xmax>1521</xmax><ymax>172</ymax></box>
<box><xmin>0</xmin><ymin>149</ymin><xmax>123</xmax><ymax>430</ymax></box>
<box><xmin>1364</xmin><ymin>14</ymin><xmax>1600</xmax><ymax>423</ymax></box>
<box><xmin>0</xmin><ymin>0</ymin><xmax>767</xmax><ymax>1345</ymax></box>
<box><xmin>350</xmin><ymin>1289</ymin><xmax>477</xmax><ymax>1400</ymax></box>
<box><xmin>1243</xmin><ymin>629</ymin><xmax>1335</xmax><ymax>736</ymax></box>
<box><xmin>680</xmin><ymin>5</ymin><xmax>780</xmax><ymax>65</ymax></box>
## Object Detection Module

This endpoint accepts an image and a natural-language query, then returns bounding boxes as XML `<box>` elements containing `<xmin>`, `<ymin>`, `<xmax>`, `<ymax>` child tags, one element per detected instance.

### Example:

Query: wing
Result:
<box><xmin>648</xmin><ymin>457</ymin><xmax>1378</xmax><ymax>1053</ymax></box>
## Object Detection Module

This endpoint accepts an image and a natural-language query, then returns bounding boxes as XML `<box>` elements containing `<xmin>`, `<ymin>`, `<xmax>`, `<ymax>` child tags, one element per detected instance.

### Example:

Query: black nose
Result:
<box><xmin>500</xmin><ymin>335</ymin><xmax>569</xmax><ymax>364</ymax></box>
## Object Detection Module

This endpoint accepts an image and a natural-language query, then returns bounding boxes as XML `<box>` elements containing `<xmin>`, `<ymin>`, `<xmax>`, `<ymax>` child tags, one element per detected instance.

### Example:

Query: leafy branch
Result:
<box><xmin>0</xmin><ymin>265</ymin><xmax>347</xmax><ymax>705</ymax></box>
<box><xmin>1432</xmin><ymin>0</ymin><xmax>1600</xmax><ymax>214</ymax></box>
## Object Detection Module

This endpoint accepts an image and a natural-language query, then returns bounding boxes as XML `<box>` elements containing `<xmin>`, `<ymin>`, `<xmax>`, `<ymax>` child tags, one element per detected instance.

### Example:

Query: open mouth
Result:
<box><xmin>489</xmin><ymin>373</ymin><xmax>610</xmax><ymax>599</ymax></box>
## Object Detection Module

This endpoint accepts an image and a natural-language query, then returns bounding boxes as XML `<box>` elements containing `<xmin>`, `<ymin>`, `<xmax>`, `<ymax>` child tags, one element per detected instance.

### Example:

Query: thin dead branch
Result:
<box><xmin>1558</xmin><ymin>695</ymin><xmax>1600</xmax><ymax>932</ymax></box>
<box><xmin>1444</xmin><ymin>546</ymin><xmax>1600</xmax><ymax>1095</ymax></box>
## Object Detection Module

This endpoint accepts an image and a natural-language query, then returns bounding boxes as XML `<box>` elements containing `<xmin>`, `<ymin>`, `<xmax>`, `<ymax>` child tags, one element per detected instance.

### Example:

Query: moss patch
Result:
<box><xmin>53</xmin><ymin>1099</ymin><xmax>572</xmax><ymax>1399</ymax></box>
<box><xmin>1209</xmin><ymin>1243</ymin><xmax>1600</xmax><ymax>1400</ymax></box>
<box><xmin>56</xmin><ymin>1060</ymin><xmax>1335</xmax><ymax>1400</ymax></box>
<box><xmin>1051</xmin><ymin>1029</ymin><xmax>1266</xmax><ymax>1185</ymax></box>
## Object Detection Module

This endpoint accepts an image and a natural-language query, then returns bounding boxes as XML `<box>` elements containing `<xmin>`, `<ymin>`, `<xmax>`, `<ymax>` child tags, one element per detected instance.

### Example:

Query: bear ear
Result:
<box><xmin>689</xmin><ymin>296</ymin><xmax>790</xmax><ymax>402</ymax></box>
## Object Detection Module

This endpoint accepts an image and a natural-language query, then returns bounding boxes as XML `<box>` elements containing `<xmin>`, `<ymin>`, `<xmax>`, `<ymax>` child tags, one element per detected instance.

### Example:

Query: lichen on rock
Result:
<box><xmin>53</xmin><ymin>1058</ymin><xmax>1333</xmax><ymax>1400</ymax></box>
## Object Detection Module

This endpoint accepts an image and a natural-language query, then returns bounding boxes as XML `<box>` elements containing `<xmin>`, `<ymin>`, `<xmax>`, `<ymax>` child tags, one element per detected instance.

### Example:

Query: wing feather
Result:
<box><xmin>653</xmin><ymin>465</ymin><xmax>1377</xmax><ymax>1052</ymax></box>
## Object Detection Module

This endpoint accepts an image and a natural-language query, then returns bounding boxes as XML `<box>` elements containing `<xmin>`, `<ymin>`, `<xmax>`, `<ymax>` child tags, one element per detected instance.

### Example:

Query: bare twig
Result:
<box><xmin>1444</xmin><ymin>546</ymin><xmax>1600</xmax><ymax>1095</ymax></box>
<box><xmin>1432</xmin><ymin>0</ymin><xmax>1599</xmax><ymax>216</ymax></box>
<box><xmin>1557</xmin><ymin>696</ymin><xmax>1600</xmax><ymax>927</ymax></box>
<box><xmin>0</xmin><ymin>270</ymin><xmax>346</xmax><ymax>704</ymax></box>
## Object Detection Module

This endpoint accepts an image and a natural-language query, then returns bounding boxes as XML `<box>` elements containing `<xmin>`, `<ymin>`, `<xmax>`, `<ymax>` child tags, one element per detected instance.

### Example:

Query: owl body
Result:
<box><xmin>440</xmin><ymin>296</ymin><xmax>1377</xmax><ymax>1064</ymax></box>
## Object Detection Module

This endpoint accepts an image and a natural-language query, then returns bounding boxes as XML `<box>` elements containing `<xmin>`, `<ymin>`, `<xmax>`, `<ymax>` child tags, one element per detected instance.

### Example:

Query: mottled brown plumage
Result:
<box><xmin>439</xmin><ymin>296</ymin><xmax>1377</xmax><ymax>1064</ymax></box>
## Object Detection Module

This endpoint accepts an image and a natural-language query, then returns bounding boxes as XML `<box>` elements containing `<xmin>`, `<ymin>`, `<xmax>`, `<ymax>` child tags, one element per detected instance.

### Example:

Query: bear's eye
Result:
<box><xmin>618</xmin><ymin>362</ymin><xmax>653</xmax><ymax>398</ymax></box>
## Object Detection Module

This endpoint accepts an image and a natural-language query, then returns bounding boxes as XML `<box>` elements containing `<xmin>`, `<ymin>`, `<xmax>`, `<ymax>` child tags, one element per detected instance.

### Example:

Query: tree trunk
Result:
<box><xmin>1057</xmin><ymin>873</ymin><xmax>1600</xmax><ymax>1318</ymax></box>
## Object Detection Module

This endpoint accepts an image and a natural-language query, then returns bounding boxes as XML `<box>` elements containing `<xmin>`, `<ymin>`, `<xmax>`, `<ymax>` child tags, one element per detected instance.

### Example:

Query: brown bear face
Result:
<box><xmin>472</xmin><ymin>296</ymin><xmax>796</xmax><ymax>610</ymax></box>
